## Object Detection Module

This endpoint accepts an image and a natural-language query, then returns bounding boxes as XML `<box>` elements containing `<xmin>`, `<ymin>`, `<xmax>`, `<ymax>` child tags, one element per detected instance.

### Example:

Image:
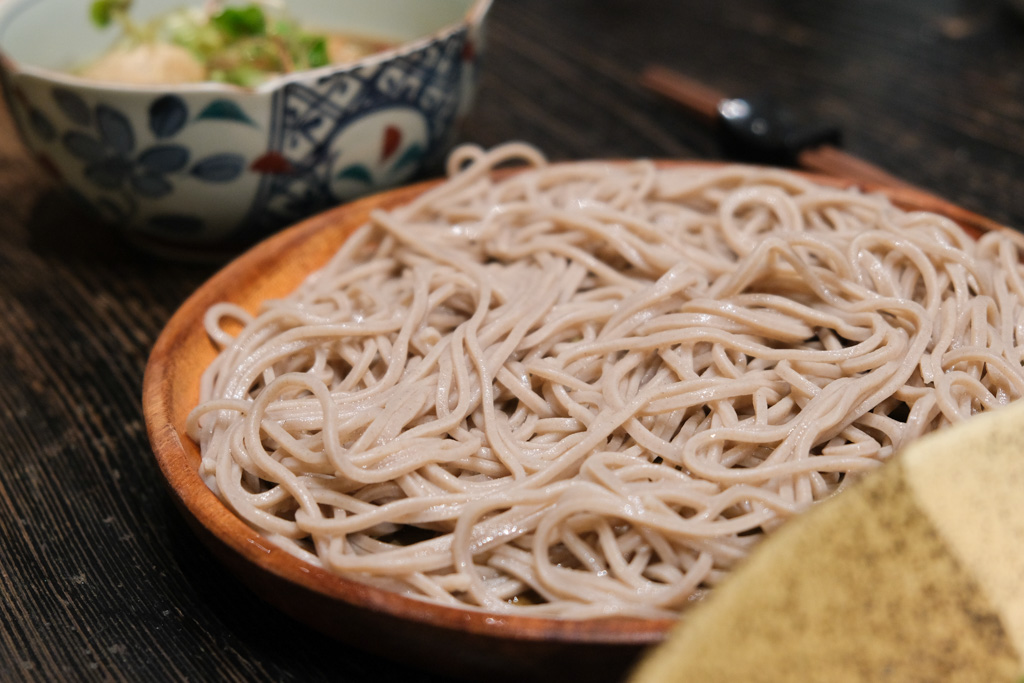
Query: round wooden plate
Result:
<box><xmin>141</xmin><ymin>163</ymin><xmax>1006</xmax><ymax>683</ymax></box>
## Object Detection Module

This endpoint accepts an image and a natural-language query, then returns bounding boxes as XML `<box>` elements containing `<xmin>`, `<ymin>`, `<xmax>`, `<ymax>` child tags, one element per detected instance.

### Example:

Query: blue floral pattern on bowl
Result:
<box><xmin>0</xmin><ymin>0</ymin><xmax>489</xmax><ymax>256</ymax></box>
<box><xmin>44</xmin><ymin>90</ymin><xmax>248</xmax><ymax>233</ymax></box>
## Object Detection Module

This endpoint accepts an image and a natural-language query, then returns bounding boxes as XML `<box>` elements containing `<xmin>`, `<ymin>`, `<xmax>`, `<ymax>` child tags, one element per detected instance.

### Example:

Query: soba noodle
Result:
<box><xmin>186</xmin><ymin>143</ymin><xmax>1024</xmax><ymax>619</ymax></box>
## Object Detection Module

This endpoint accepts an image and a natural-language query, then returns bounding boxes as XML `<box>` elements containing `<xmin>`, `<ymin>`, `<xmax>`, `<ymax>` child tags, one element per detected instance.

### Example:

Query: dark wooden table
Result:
<box><xmin>3</xmin><ymin>0</ymin><xmax>1024</xmax><ymax>680</ymax></box>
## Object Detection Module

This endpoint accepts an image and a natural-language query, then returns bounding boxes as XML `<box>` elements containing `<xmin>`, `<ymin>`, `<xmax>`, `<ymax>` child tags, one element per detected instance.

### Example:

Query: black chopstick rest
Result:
<box><xmin>716</xmin><ymin>95</ymin><xmax>842</xmax><ymax>166</ymax></box>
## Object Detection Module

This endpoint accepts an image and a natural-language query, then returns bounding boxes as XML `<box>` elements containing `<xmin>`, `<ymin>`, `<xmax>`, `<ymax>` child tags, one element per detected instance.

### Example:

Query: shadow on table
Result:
<box><xmin>162</xmin><ymin>498</ymin><xmax>456</xmax><ymax>683</ymax></box>
<box><xmin>23</xmin><ymin>187</ymin><xmax>146</xmax><ymax>264</ymax></box>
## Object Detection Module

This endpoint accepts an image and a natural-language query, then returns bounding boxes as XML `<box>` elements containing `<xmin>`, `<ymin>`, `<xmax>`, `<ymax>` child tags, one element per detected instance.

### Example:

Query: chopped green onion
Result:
<box><xmin>210</xmin><ymin>65</ymin><xmax>265</xmax><ymax>88</ymax></box>
<box><xmin>303</xmin><ymin>36</ymin><xmax>329</xmax><ymax>68</ymax></box>
<box><xmin>211</xmin><ymin>5</ymin><xmax>267</xmax><ymax>39</ymax></box>
<box><xmin>89</xmin><ymin>0</ymin><xmax>132</xmax><ymax>28</ymax></box>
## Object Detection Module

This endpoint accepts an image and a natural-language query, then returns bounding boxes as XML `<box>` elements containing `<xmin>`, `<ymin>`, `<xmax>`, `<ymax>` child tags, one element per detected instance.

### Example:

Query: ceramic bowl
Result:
<box><xmin>0</xmin><ymin>0</ymin><xmax>491</xmax><ymax>258</ymax></box>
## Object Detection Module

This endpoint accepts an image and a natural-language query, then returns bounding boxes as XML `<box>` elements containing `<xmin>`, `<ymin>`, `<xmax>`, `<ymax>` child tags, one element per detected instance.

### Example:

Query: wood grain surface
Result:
<box><xmin>3</xmin><ymin>0</ymin><xmax>1024</xmax><ymax>681</ymax></box>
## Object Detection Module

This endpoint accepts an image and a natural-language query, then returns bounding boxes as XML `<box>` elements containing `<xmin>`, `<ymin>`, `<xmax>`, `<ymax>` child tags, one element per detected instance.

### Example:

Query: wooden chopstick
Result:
<box><xmin>640</xmin><ymin>65</ymin><xmax>721</xmax><ymax>127</ymax></box>
<box><xmin>640</xmin><ymin>64</ymin><xmax>918</xmax><ymax>191</ymax></box>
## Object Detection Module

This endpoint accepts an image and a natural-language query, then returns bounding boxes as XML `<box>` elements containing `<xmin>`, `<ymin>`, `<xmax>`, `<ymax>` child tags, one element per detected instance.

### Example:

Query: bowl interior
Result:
<box><xmin>0</xmin><ymin>0</ymin><xmax>481</xmax><ymax>73</ymax></box>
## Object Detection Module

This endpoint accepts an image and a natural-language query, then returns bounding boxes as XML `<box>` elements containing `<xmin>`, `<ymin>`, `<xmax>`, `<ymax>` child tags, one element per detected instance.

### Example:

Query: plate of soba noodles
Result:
<box><xmin>142</xmin><ymin>142</ymin><xmax>1024</xmax><ymax>681</ymax></box>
